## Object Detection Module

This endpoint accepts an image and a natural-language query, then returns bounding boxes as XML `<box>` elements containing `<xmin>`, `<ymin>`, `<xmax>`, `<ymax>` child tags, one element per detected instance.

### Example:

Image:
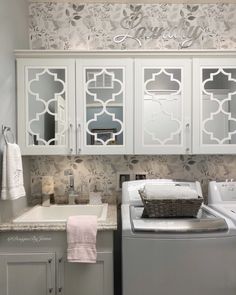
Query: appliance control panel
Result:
<box><xmin>208</xmin><ymin>181</ymin><xmax>236</xmax><ymax>204</ymax></box>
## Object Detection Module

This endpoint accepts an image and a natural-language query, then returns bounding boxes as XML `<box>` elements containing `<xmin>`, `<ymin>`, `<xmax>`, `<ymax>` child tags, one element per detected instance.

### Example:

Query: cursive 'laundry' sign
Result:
<box><xmin>113</xmin><ymin>10</ymin><xmax>203</xmax><ymax>49</ymax></box>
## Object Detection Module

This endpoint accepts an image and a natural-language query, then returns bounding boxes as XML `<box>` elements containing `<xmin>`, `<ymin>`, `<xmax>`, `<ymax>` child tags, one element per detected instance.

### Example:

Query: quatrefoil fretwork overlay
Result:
<box><xmin>85</xmin><ymin>68</ymin><xmax>124</xmax><ymax>146</ymax></box>
<box><xmin>27</xmin><ymin>67</ymin><xmax>67</xmax><ymax>146</ymax></box>
<box><xmin>201</xmin><ymin>68</ymin><xmax>236</xmax><ymax>145</ymax></box>
<box><xmin>143</xmin><ymin>68</ymin><xmax>183</xmax><ymax>145</ymax></box>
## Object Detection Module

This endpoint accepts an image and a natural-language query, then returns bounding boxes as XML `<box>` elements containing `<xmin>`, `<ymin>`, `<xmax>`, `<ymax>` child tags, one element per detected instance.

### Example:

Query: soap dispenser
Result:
<box><xmin>67</xmin><ymin>175</ymin><xmax>77</xmax><ymax>205</ymax></box>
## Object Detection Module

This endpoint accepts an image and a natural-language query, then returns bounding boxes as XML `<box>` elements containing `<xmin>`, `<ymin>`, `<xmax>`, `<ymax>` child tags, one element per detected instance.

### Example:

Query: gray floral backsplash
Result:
<box><xmin>29</xmin><ymin>3</ymin><xmax>236</xmax><ymax>50</ymax></box>
<box><xmin>29</xmin><ymin>155</ymin><xmax>236</xmax><ymax>204</ymax></box>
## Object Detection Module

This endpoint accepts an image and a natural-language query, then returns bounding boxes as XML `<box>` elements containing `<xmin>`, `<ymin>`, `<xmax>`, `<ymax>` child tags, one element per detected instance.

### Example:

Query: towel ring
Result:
<box><xmin>2</xmin><ymin>125</ymin><xmax>15</xmax><ymax>144</ymax></box>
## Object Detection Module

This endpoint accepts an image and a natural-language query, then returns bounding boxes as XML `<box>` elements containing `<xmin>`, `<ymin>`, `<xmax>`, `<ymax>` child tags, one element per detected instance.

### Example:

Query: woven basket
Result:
<box><xmin>139</xmin><ymin>189</ymin><xmax>203</xmax><ymax>218</ymax></box>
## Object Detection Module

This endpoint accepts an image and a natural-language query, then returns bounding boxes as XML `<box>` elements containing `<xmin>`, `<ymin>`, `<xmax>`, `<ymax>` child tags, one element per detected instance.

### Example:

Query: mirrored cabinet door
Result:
<box><xmin>135</xmin><ymin>58</ymin><xmax>191</xmax><ymax>154</ymax></box>
<box><xmin>76</xmin><ymin>59</ymin><xmax>133</xmax><ymax>154</ymax></box>
<box><xmin>193</xmin><ymin>58</ymin><xmax>236</xmax><ymax>154</ymax></box>
<box><xmin>17</xmin><ymin>59</ymin><xmax>76</xmax><ymax>155</ymax></box>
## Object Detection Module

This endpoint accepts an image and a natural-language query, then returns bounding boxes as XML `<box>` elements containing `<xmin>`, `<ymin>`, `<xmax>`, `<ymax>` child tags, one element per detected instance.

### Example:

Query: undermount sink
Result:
<box><xmin>13</xmin><ymin>203</ymin><xmax>108</xmax><ymax>223</ymax></box>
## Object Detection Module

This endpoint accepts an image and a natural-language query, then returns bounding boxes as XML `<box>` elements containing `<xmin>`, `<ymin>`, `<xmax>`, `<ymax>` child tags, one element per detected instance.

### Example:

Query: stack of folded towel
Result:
<box><xmin>143</xmin><ymin>184</ymin><xmax>198</xmax><ymax>199</ymax></box>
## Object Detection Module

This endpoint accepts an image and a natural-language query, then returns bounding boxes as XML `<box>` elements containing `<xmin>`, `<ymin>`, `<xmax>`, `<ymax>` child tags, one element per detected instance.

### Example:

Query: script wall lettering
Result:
<box><xmin>113</xmin><ymin>9</ymin><xmax>204</xmax><ymax>48</ymax></box>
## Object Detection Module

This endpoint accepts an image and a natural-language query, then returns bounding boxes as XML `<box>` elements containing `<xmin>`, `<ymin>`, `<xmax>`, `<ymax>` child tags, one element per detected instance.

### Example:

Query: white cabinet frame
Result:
<box><xmin>17</xmin><ymin>58</ymin><xmax>76</xmax><ymax>155</ymax></box>
<box><xmin>76</xmin><ymin>58</ymin><xmax>133</xmax><ymax>154</ymax></box>
<box><xmin>193</xmin><ymin>58</ymin><xmax>236</xmax><ymax>154</ymax></box>
<box><xmin>135</xmin><ymin>58</ymin><xmax>192</xmax><ymax>154</ymax></box>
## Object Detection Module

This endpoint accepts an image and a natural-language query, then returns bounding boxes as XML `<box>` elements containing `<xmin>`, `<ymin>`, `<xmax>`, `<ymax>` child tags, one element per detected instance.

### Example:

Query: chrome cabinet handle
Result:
<box><xmin>185</xmin><ymin>123</ymin><xmax>190</xmax><ymax>129</ymax></box>
<box><xmin>57</xmin><ymin>257</ymin><xmax>63</xmax><ymax>293</ymax></box>
<box><xmin>185</xmin><ymin>121</ymin><xmax>191</xmax><ymax>153</ymax></box>
<box><xmin>68</xmin><ymin>123</ymin><xmax>73</xmax><ymax>154</ymax></box>
<box><xmin>77</xmin><ymin>123</ymin><xmax>82</xmax><ymax>154</ymax></box>
<box><xmin>47</xmin><ymin>257</ymin><xmax>54</xmax><ymax>295</ymax></box>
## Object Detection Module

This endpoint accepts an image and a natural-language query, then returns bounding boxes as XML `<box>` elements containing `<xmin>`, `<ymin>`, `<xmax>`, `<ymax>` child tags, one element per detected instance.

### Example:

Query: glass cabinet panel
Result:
<box><xmin>76</xmin><ymin>59</ymin><xmax>133</xmax><ymax>154</ymax></box>
<box><xmin>201</xmin><ymin>68</ymin><xmax>236</xmax><ymax>145</ymax></box>
<box><xmin>143</xmin><ymin>68</ymin><xmax>182</xmax><ymax>145</ymax></box>
<box><xmin>85</xmin><ymin>68</ymin><xmax>124</xmax><ymax>146</ymax></box>
<box><xmin>193</xmin><ymin>58</ymin><xmax>236</xmax><ymax>154</ymax></box>
<box><xmin>135</xmin><ymin>59</ymin><xmax>191</xmax><ymax>154</ymax></box>
<box><xmin>27</xmin><ymin>67</ymin><xmax>67</xmax><ymax>146</ymax></box>
<box><xmin>17</xmin><ymin>59</ymin><xmax>75</xmax><ymax>155</ymax></box>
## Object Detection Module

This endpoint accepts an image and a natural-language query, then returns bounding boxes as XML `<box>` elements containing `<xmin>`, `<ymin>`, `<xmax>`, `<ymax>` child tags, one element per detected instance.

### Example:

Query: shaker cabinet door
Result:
<box><xmin>134</xmin><ymin>58</ymin><xmax>192</xmax><ymax>154</ymax></box>
<box><xmin>17</xmin><ymin>58</ymin><xmax>76</xmax><ymax>155</ymax></box>
<box><xmin>76</xmin><ymin>58</ymin><xmax>133</xmax><ymax>154</ymax></box>
<box><xmin>193</xmin><ymin>58</ymin><xmax>236</xmax><ymax>154</ymax></box>
<box><xmin>58</xmin><ymin>252</ymin><xmax>113</xmax><ymax>295</ymax></box>
<box><xmin>0</xmin><ymin>253</ymin><xmax>56</xmax><ymax>295</ymax></box>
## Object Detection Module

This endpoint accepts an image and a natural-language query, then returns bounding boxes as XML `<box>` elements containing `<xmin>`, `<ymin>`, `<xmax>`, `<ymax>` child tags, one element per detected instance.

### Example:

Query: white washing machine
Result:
<box><xmin>208</xmin><ymin>180</ymin><xmax>236</xmax><ymax>225</ymax></box>
<box><xmin>122</xmin><ymin>179</ymin><xmax>236</xmax><ymax>295</ymax></box>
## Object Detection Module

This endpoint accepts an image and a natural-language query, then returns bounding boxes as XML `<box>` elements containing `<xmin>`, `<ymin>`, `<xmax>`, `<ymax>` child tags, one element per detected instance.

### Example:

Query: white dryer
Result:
<box><xmin>122</xmin><ymin>179</ymin><xmax>236</xmax><ymax>295</ymax></box>
<box><xmin>208</xmin><ymin>180</ymin><xmax>236</xmax><ymax>224</ymax></box>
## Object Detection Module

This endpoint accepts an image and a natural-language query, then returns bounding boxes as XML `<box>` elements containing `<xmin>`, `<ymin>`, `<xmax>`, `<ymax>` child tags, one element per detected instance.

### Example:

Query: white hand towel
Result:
<box><xmin>143</xmin><ymin>184</ymin><xmax>198</xmax><ymax>199</ymax></box>
<box><xmin>1</xmin><ymin>143</ymin><xmax>26</xmax><ymax>200</ymax></box>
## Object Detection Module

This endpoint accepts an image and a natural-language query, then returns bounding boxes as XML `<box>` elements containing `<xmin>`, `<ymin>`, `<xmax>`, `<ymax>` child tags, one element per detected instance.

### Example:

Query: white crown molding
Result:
<box><xmin>14</xmin><ymin>49</ymin><xmax>236</xmax><ymax>58</ymax></box>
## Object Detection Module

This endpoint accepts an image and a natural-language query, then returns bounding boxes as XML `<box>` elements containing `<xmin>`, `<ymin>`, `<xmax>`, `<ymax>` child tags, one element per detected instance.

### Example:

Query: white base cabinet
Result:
<box><xmin>0</xmin><ymin>253</ymin><xmax>56</xmax><ymax>295</ymax></box>
<box><xmin>61</xmin><ymin>252</ymin><xmax>113</xmax><ymax>295</ymax></box>
<box><xmin>0</xmin><ymin>231</ymin><xmax>114</xmax><ymax>295</ymax></box>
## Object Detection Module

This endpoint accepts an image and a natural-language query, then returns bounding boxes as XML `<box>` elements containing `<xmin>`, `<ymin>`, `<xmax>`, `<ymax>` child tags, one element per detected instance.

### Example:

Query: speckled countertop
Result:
<box><xmin>0</xmin><ymin>205</ymin><xmax>117</xmax><ymax>232</ymax></box>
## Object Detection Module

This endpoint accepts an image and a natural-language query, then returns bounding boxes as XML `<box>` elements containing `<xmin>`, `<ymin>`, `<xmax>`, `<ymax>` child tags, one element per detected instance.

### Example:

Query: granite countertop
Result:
<box><xmin>0</xmin><ymin>205</ymin><xmax>117</xmax><ymax>232</ymax></box>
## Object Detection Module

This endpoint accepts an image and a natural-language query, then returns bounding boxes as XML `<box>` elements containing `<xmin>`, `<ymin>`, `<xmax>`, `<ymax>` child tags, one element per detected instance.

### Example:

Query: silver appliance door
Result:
<box><xmin>130</xmin><ymin>206</ymin><xmax>228</xmax><ymax>233</ymax></box>
<box><xmin>122</xmin><ymin>234</ymin><xmax>236</xmax><ymax>295</ymax></box>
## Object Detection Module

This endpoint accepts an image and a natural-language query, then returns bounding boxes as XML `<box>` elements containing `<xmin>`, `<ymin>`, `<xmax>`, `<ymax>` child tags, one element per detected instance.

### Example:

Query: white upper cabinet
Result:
<box><xmin>76</xmin><ymin>58</ymin><xmax>133</xmax><ymax>154</ymax></box>
<box><xmin>16</xmin><ymin>51</ymin><xmax>236</xmax><ymax>155</ymax></box>
<box><xmin>135</xmin><ymin>58</ymin><xmax>191</xmax><ymax>154</ymax></box>
<box><xmin>193</xmin><ymin>58</ymin><xmax>236</xmax><ymax>154</ymax></box>
<box><xmin>17</xmin><ymin>58</ymin><xmax>76</xmax><ymax>155</ymax></box>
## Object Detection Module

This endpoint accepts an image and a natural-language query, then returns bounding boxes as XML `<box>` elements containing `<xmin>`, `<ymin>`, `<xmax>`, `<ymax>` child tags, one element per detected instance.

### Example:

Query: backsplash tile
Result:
<box><xmin>29</xmin><ymin>155</ymin><xmax>236</xmax><ymax>204</ymax></box>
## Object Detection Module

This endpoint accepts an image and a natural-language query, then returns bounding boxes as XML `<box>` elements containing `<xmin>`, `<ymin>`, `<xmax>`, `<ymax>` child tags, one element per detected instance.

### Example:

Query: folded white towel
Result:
<box><xmin>67</xmin><ymin>215</ymin><xmax>98</xmax><ymax>263</ymax></box>
<box><xmin>1</xmin><ymin>143</ymin><xmax>26</xmax><ymax>200</ymax></box>
<box><xmin>143</xmin><ymin>184</ymin><xmax>198</xmax><ymax>199</ymax></box>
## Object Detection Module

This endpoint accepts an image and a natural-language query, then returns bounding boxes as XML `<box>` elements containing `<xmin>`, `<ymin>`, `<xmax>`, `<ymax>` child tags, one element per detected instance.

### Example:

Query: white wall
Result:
<box><xmin>0</xmin><ymin>0</ymin><xmax>29</xmax><ymax>221</ymax></box>
<box><xmin>0</xmin><ymin>0</ymin><xmax>28</xmax><ymax>149</ymax></box>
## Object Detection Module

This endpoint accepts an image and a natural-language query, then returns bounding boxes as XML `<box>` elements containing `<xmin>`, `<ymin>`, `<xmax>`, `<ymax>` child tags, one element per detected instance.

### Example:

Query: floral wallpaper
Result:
<box><xmin>28</xmin><ymin>2</ymin><xmax>236</xmax><ymax>204</ymax></box>
<box><xmin>30</xmin><ymin>155</ymin><xmax>236</xmax><ymax>204</ymax></box>
<box><xmin>29</xmin><ymin>3</ymin><xmax>236</xmax><ymax>50</ymax></box>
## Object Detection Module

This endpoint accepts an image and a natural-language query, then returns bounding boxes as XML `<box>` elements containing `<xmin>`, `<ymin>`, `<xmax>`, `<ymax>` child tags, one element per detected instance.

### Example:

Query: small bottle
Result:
<box><xmin>89</xmin><ymin>183</ymin><xmax>102</xmax><ymax>205</ymax></box>
<box><xmin>80</xmin><ymin>182</ymin><xmax>89</xmax><ymax>204</ymax></box>
<box><xmin>67</xmin><ymin>175</ymin><xmax>77</xmax><ymax>205</ymax></box>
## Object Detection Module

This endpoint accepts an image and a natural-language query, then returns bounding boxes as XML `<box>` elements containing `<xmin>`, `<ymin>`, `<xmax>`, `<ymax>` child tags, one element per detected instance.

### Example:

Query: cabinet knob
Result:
<box><xmin>49</xmin><ymin>288</ymin><xmax>53</xmax><ymax>293</ymax></box>
<box><xmin>186</xmin><ymin>123</ymin><xmax>190</xmax><ymax>128</ymax></box>
<box><xmin>58</xmin><ymin>287</ymin><xmax>62</xmax><ymax>292</ymax></box>
<box><xmin>186</xmin><ymin>148</ymin><xmax>190</xmax><ymax>152</ymax></box>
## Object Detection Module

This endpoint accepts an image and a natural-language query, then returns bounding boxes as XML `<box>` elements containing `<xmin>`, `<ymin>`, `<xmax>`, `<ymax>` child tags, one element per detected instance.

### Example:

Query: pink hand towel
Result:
<box><xmin>67</xmin><ymin>215</ymin><xmax>98</xmax><ymax>263</ymax></box>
